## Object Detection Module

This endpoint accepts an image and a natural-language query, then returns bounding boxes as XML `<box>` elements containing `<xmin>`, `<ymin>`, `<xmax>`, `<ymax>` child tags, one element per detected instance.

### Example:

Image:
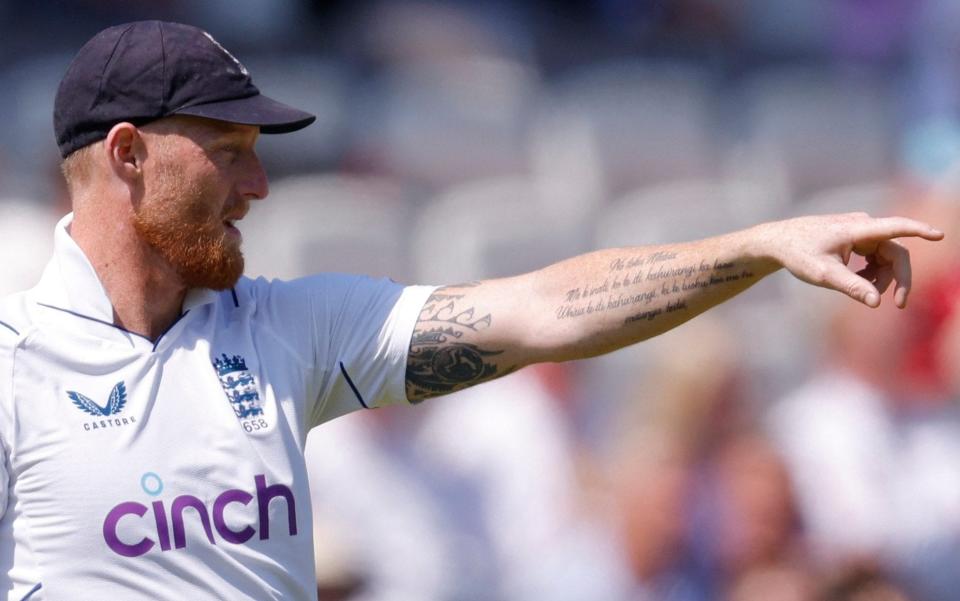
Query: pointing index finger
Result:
<box><xmin>852</xmin><ymin>216</ymin><xmax>945</xmax><ymax>242</ymax></box>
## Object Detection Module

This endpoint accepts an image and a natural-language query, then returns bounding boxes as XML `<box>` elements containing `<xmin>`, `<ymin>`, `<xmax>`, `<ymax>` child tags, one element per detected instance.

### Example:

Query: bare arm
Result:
<box><xmin>405</xmin><ymin>213</ymin><xmax>944</xmax><ymax>402</ymax></box>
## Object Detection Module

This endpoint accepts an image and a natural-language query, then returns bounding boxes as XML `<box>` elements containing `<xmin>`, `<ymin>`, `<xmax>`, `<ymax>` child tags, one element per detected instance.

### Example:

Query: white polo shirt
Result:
<box><xmin>0</xmin><ymin>214</ymin><xmax>434</xmax><ymax>600</ymax></box>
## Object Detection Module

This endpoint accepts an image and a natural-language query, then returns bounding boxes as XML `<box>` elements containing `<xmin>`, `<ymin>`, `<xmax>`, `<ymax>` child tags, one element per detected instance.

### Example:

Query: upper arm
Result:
<box><xmin>405</xmin><ymin>279</ymin><xmax>532</xmax><ymax>403</ymax></box>
<box><xmin>272</xmin><ymin>275</ymin><xmax>435</xmax><ymax>423</ymax></box>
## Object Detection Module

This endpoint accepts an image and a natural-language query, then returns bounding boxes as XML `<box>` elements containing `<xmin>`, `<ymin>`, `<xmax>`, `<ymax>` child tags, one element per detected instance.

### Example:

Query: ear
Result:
<box><xmin>104</xmin><ymin>122</ymin><xmax>144</xmax><ymax>183</ymax></box>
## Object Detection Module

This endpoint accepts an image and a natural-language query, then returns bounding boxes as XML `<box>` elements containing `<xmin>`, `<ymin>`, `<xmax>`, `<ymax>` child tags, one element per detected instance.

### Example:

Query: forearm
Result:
<box><xmin>406</xmin><ymin>225</ymin><xmax>779</xmax><ymax>400</ymax></box>
<box><xmin>524</xmin><ymin>226</ymin><xmax>780</xmax><ymax>362</ymax></box>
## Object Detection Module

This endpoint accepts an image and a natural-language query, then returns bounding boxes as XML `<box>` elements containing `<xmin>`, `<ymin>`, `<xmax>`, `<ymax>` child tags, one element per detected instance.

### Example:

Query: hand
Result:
<box><xmin>757</xmin><ymin>213</ymin><xmax>945</xmax><ymax>308</ymax></box>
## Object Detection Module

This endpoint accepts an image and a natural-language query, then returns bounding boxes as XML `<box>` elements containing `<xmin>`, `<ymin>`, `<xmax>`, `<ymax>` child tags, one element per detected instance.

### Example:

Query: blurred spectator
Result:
<box><xmin>607</xmin><ymin>432</ymin><xmax>704</xmax><ymax>601</ymax></box>
<box><xmin>708</xmin><ymin>435</ymin><xmax>807</xmax><ymax>583</ymax></box>
<box><xmin>602</xmin><ymin>316</ymin><xmax>815</xmax><ymax>601</ymax></box>
<box><xmin>305</xmin><ymin>364</ymin><xmax>595</xmax><ymax>600</ymax></box>
<box><xmin>727</xmin><ymin>564</ymin><xmax>816</xmax><ymax>601</ymax></box>
<box><xmin>819</xmin><ymin>562</ymin><xmax>913</xmax><ymax>601</ymax></box>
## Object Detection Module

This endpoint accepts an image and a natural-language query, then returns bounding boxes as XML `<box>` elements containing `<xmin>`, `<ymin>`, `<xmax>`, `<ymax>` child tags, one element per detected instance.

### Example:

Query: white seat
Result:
<box><xmin>536</xmin><ymin>61</ymin><xmax>717</xmax><ymax>197</ymax></box>
<box><xmin>362</xmin><ymin>57</ymin><xmax>540</xmax><ymax>188</ymax></box>
<box><xmin>242</xmin><ymin>174</ymin><xmax>415</xmax><ymax>282</ymax></box>
<box><xmin>0</xmin><ymin>54</ymin><xmax>74</xmax><ymax>199</ymax></box>
<box><xmin>596</xmin><ymin>178</ymin><xmax>789</xmax><ymax>249</ymax></box>
<box><xmin>412</xmin><ymin>176</ymin><xmax>592</xmax><ymax>284</ymax></box>
<box><xmin>790</xmin><ymin>181</ymin><xmax>898</xmax><ymax>218</ymax></box>
<box><xmin>737</xmin><ymin>69</ymin><xmax>895</xmax><ymax>197</ymax></box>
<box><xmin>0</xmin><ymin>197</ymin><xmax>60</xmax><ymax>297</ymax></box>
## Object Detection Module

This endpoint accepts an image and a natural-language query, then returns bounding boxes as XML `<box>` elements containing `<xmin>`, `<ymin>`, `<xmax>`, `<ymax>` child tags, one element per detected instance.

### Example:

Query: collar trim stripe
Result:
<box><xmin>151</xmin><ymin>311</ymin><xmax>191</xmax><ymax>352</ymax></box>
<box><xmin>37</xmin><ymin>302</ymin><xmax>190</xmax><ymax>351</ymax></box>
<box><xmin>0</xmin><ymin>320</ymin><xmax>20</xmax><ymax>336</ymax></box>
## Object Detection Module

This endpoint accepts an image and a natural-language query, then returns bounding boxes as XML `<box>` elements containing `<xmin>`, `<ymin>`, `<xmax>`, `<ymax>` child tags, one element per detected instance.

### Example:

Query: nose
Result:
<box><xmin>239</xmin><ymin>152</ymin><xmax>269</xmax><ymax>201</ymax></box>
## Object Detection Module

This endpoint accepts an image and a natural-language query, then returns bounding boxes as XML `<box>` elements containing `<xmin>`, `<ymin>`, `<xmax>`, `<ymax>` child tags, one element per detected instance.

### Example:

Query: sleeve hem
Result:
<box><xmin>382</xmin><ymin>285</ymin><xmax>437</xmax><ymax>406</ymax></box>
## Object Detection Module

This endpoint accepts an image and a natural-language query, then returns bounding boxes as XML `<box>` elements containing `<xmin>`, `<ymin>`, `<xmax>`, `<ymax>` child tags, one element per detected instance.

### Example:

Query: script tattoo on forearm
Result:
<box><xmin>406</xmin><ymin>283</ymin><xmax>506</xmax><ymax>402</ymax></box>
<box><xmin>554</xmin><ymin>250</ymin><xmax>756</xmax><ymax>326</ymax></box>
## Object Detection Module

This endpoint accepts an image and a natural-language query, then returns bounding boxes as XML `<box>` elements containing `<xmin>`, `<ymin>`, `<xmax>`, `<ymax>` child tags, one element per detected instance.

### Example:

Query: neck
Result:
<box><xmin>71</xmin><ymin>207</ymin><xmax>188</xmax><ymax>341</ymax></box>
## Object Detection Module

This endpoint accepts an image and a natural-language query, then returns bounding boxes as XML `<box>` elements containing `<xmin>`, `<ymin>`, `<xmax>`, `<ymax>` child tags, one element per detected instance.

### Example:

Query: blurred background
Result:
<box><xmin>5</xmin><ymin>1</ymin><xmax>960</xmax><ymax>600</ymax></box>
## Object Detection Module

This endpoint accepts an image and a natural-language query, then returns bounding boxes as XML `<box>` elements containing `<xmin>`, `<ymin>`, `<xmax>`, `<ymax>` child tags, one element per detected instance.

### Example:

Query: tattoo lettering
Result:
<box><xmin>624</xmin><ymin>298</ymin><xmax>687</xmax><ymax>324</ymax></box>
<box><xmin>406</xmin><ymin>284</ymin><xmax>506</xmax><ymax>402</ymax></box>
<box><xmin>555</xmin><ymin>250</ymin><xmax>756</xmax><ymax>326</ymax></box>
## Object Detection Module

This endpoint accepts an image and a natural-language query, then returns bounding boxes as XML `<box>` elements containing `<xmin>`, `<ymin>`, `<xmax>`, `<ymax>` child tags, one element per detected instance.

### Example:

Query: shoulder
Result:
<box><xmin>234</xmin><ymin>273</ymin><xmax>407</xmax><ymax>308</ymax></box>
<box><xmin>236</xmin><ymin>272</ymin><xmax>400</xmax><ymax>293</ymax></box>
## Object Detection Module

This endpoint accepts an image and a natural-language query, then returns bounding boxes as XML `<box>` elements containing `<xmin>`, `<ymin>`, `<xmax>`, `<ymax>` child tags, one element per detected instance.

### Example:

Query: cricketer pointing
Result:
<box><xmin>0</xmin><ymin>20</ymin><xmax>944</xmax><ymax>600</ymax></box>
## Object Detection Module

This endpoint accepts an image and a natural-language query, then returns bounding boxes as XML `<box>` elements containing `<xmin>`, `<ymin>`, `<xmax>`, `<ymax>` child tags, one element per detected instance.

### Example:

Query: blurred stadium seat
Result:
<box><xmin>0</xmin><ymin>197</ymin><xmax>58</xmax><ymax>297</ymax></box>
<box><xmin>242</xmin><ymin>174</ymin><xmax>415</xmax><ymax>282</ymax></box>
<box><xmin>595</xmin><ymin>178</ymin><xmax>790</xmax><ymax>248</ymax></box>
<box><xmin>537</xmin><ymin>60</ymin><xmax>717</xmax><ymax>197</ymax></box>
<box><xmin>0</xmin><ymin>54</ymin><xmax>74</xmax><ymax>200</ymax></box>
<box><xmin>412</xmin><ymin>175</ymin><xmax>592</xmax><ymax>284</ymax></box>
<box><xmin>736</xmin><ymin>68</ymin><xmax>896</xmax><ymax>197</ymax></box>
<box><xmin>738</xmin><ymin>0</ymin><xmax>831</xmax><ymax>55</ymax></box>
<box><xmin>357</xmin><ymin>57</ymin><xmax>540</xmax><ymax>188</ymax></box>
<box><xmin>790</xmin><ymin>181</ymin><xmax>898</xmax><ymax>217</ymax></box>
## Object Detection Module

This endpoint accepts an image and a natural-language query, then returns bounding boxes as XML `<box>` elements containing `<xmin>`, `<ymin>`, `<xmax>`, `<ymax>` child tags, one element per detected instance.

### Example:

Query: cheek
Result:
<box><xmin>148</xmin><ymin>164</ymin><xmax>225</xmax><ymax>221</ymax></box>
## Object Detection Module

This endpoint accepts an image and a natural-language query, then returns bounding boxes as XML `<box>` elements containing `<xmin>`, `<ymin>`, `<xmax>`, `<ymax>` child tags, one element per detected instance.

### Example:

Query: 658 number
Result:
<box><xmin>242</xmin><ymin>418</ymin><xmax>269</xmax><ymax>432</ymax></box>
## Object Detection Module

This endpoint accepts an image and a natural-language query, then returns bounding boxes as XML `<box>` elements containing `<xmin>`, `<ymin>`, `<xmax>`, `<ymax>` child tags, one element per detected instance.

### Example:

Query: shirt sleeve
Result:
<box><xmin>315</xmin><ymin>277</ymin><xmax>435</xmax><ymax>425</ymax></box>
<box><xmin>246</xmin><ymin>274</ymin><xmax>435</xmax><ymax>428</ymax></box>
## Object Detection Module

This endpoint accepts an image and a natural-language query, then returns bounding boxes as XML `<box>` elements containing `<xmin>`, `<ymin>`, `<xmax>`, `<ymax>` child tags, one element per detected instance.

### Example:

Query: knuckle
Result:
<box><xmin>811</xmin><ymin>264</ymin><xmax>830</xmax><ymax>286</ymax></box>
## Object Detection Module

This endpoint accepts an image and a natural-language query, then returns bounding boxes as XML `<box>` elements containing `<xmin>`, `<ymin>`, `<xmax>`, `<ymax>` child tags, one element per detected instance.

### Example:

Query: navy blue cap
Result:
<box><xmin>54</xmin><ymin>21</ymin><xmax>316</xmax><ymax>158</ymax></box>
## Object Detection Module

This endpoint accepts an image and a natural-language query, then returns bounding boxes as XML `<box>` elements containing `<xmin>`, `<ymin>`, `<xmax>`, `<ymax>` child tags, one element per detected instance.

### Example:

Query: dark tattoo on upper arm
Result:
<box><xmin>405</xmin><ymin>283</ymin><xmax>507</xmax><ymax>402</ymax></box>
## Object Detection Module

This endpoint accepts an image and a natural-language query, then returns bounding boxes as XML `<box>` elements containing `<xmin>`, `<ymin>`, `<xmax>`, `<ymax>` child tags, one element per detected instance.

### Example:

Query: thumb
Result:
<box><xmin>820</xmin><ymin>261</ymin><xmax>881</xmax><ymax>307</ymax></box>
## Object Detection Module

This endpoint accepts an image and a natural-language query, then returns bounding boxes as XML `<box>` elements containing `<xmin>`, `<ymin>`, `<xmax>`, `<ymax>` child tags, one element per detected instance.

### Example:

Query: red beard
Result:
<box><xmin>133</xmin><ymin>191</ymin><xmax>244</xmax><ymax>291</ymax></box>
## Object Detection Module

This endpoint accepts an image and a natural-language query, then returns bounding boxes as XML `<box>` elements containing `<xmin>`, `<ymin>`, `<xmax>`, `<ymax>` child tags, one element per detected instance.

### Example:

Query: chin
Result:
<box><xmin>179</xmin><ymin>252</ymin><xmax>244</xmax><ymax>291</ymax></box>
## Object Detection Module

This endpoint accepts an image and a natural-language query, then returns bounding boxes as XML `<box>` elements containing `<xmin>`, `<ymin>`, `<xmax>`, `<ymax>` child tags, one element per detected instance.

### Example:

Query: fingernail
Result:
<box><xmin>865</xmin><ymin>292</ymin><xmax>879</xmax><ymax>306</ymax></box>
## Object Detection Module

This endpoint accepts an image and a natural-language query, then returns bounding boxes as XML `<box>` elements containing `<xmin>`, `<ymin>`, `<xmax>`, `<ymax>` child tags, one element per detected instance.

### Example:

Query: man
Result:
<box><xmin>0</xmin><ymin>20</ymin><xmax>943</xmax><ymax>601</ymax></box>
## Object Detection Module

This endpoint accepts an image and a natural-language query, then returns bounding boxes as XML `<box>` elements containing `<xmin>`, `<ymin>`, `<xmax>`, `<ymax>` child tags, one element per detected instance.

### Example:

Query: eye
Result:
<box><xmin>217</xmin><ymin>145</ymin><xmax>243</xmax><ymax>164</ymax></box>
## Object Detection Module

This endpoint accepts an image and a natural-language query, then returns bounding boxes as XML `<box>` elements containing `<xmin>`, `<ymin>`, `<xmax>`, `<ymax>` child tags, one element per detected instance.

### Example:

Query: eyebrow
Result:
<box><xmin>204</xmin><ymin>125</ymin><xmax>259</xmax><ymax>147</ymax></box>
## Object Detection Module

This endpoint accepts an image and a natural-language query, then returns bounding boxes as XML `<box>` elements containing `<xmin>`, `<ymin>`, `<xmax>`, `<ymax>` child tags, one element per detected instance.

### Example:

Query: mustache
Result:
<box><xmin>221</xmin><ymin>199</ymin><xmax>250</xmax><ymax>222</ymax></box>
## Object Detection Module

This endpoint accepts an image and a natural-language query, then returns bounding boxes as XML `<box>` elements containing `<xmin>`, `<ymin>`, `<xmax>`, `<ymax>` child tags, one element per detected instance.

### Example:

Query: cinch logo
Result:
<box><xmin>102</xmin><ymin>473</ymin><xmax>297</xmax><ymax>558</ymax></box>
<box><xmin>68</xmin><ymin>381</ymin><xmax>137</xmax><ymax>431</ymax></box>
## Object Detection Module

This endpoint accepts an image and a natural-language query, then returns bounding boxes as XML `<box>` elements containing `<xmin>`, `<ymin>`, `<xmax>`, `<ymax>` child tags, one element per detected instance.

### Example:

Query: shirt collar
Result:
<box><xmin>33</xmin><ymin>212</ymin><xmax>219</xmax><ymax>322</ymax></box>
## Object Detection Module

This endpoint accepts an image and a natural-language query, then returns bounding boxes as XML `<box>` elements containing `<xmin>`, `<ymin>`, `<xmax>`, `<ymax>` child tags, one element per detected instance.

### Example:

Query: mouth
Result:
<box><xmin>222</xmin><ymin>202</ymin><xmax>249</xmax><ymax>239</ymax></box>
<box><xmin>223</xmin><ymin>218</ymin><xmax>242</xmax><ymax>239</ymax></box>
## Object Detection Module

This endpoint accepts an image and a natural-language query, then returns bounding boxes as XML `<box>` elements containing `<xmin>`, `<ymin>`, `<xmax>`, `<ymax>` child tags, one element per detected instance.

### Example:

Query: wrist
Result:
<box><xmin>739</xmin><ymin>221</ymin><xmax>784</xmax><ymax>274</ymax></box>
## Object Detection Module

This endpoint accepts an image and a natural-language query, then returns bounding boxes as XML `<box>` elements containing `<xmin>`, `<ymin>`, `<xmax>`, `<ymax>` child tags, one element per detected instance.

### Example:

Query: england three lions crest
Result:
<box><xmin>213</xmin><ymin>354</ymin><xmax>264</xmax><ymax>419</ymax></box>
